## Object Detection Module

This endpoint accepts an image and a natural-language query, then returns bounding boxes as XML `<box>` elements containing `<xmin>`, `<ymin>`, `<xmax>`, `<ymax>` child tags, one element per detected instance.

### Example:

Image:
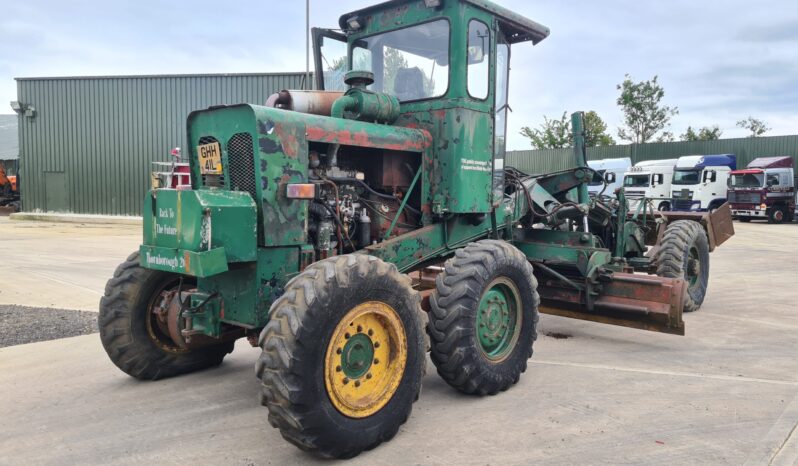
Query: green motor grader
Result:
<box><xmin>99</xmin><ymin>0</ymin><xmax>734</xmax><ymax>458</ymax></box>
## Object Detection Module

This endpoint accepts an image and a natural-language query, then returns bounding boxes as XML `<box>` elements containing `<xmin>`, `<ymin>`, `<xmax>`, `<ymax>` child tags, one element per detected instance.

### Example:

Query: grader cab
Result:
<box><xmin>99</xmin><ymin>0</ymin><xmax>733</xmax><ymax>459</ymax></box>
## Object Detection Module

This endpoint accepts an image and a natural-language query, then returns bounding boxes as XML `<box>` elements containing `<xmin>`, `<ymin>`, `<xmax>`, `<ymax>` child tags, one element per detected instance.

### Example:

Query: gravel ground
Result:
<box><xmin>0</xmin><ymin>305</ymin><xmax>98</xmax><ymax>348</ymax></box>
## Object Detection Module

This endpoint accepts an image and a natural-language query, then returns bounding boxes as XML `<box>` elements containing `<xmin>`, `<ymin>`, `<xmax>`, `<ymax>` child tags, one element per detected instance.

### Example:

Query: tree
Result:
<box><xmin>583</xmin><ymin>111</ymin><xmax>616</xmax><ymax>147</ymax></box>
<box><xmin>519</xmin><ymin>112</ymin><xmax>571</xmax><ymax>149</ymax></box>
<box><xmin>616</xmin><ymin>74</ymin><xmax>679</xmax><ymax>144</ymax></box>
<box><xmin>680</xmin><ymin>125</ymin><xmax>723</xmax><ymax>141</ymax></box>
<box><xmin>383</xmin><ymin>47</ymin><xmax>409</xmax><ymax>96</ymax></box>
<box><xmin>736</xmin><ymin>117</ymin><xmax>770</xmax><ymax>138</ymax></box>
<box><xmin>520</xmin><ymin>111</ymin><xmax>616</xmax><ymax>149</ymax></box>
<box><xmin>656</xmin><ymin>131</ymin><xmax>675</xmax><ymax>143</ymax></box>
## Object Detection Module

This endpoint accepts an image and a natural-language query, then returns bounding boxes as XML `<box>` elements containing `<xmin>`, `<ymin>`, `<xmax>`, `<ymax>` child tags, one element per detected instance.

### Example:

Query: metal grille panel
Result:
<box><xmin>728</xmin><ymin>192</ymin><xmax>760</xmax><ymax>204</ymax></box>
<box><xmin>227</xmin><ymin>133</ymin><xmax>256</xmax><ymax>200</ymax></box>
<box><xmin>198</xmin><ymin>136</ymin><xmax>224</xmax><ymax>187</ymax></box>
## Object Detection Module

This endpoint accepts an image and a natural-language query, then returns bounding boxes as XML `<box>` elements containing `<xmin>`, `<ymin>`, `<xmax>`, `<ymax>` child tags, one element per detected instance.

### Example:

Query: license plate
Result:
<box><xmin>197</xmin><ymin>142</ymin><xmax>222</xmax><ymax>175</ymax></box>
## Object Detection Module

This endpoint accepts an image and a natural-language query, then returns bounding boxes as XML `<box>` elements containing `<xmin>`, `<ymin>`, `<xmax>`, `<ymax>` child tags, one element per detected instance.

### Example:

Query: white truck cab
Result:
<box><xmin>587</xmin><ymin>157</ymin><xmax>632</xmax><ymax>198</ymax></box>
<box><xmin>671</xmin><ymin>154</ymin><xmax>737</xmax><ymax>212</ymax></box>
<box><xmin>622</xmin><ymin>159</ymin><xmax>678</xmax><ymax>212</ymax></box>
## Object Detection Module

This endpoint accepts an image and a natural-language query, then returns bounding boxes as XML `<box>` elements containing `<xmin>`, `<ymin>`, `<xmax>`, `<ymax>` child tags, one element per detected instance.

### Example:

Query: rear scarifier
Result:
<box><xmin>429</xmin><ymin>240</ymin><xmax>540</xmax><ymax>395</ymax></box>
<box><xmin>656</xmin><ymin>220</ymin><xmax>710</xmax><ymax>312</ymax></box>
<box><xmin>99</xmin><ymin>252</ymin><xmax>234</xmax><ymax>380</ymax></box>
<box><xmin>256</xmin><ymin>254</ymin><xmax>425</xmax><ymax>459</ymax></box>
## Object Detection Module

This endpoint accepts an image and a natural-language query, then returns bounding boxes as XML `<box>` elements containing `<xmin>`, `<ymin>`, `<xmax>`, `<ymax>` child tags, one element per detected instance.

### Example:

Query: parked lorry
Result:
<box><xmin>728</xmin><ymin>156</ymin><xmax>795</xmax><ymax>223</ymax></box>
<box><xmin>98</xmin><ymin>0</ymin><xmax>734</xmax><ymax>458</ymax></box>
<box><xmin>623</xmin><ymin>158</ymin><xmax>677</xmax><ymax>212</ymax></box>
<box><xmin>587</xmin><ymin>157</ymin><xmax>632</xmax><ymax>197</ymax></box>
<box><xmin>671</xmin><ymin>154</ymin><xmax>736</xmax><ymax>212</ymax></box>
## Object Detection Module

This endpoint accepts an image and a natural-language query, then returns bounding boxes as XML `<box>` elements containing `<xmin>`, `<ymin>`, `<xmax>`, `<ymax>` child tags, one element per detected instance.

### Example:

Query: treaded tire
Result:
<box><xmin>768</xmin><ymin>206</ymin><xmax>786</xmax><ymax>224</ymax></box>
<box><xmin>99</xmin><ymin>252</ymin><xmax>234</xmax><ymax>380</ymax></box>
<box><xmin>256</xmin><ymin>254</ymin><xmax>425</xmax><ymax>459</ymax></box>
<box><xmin>429</xmin><ymin>240</ymin><xmax>539</xmax><ymax>396</ymax></box>
<box><xmin>655</xmin><ymin>220</ymin><xmax>710</xmax><ymax>312</ymax></box>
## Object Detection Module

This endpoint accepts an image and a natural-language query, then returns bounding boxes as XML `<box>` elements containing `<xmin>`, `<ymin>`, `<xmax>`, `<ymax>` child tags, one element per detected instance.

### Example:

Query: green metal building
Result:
<box><xmin>15</xmin><ymin>71</ymin><xmax>797</xmax><ymax>215</ymax></box>
<box><xmin>14</xmin><ymin>73</ymin><xmax>308</xmax><ymax>215</ymax></box>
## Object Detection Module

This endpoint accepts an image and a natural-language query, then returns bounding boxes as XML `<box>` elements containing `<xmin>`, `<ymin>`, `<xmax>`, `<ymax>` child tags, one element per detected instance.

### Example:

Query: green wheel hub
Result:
<box><xmin>340</xmin><ymin>333</ymin><xmax>374</xmax><ymax>379</ymax></box>
<box><xmin>476</xmin><ymin>278</ymin><xmax>521</xmax><ymax>361</ymax></box>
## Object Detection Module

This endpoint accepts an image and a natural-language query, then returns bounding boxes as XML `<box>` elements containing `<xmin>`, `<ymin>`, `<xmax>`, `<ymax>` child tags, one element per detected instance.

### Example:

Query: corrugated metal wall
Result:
<box><xmin>507</xmin><ymin>135</ymin><xmax>798</xmax><ymax>175</ymax></box>
<box><xmin>16</xmin><ymin>73</ymin><xmax>308</xmax><ymax>215</ymax></box>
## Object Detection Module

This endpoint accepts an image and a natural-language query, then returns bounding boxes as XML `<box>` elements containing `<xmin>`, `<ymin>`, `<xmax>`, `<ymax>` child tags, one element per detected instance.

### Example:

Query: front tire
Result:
<box><xmin>99</xmin><ymin>252</ymin><xmax>234</xmax><ymax>380</ymax></box>
<box><xmin>768</xmin><ymin>206</ymin><xmax>786</xmax><ymax>224</ymax></box>
<box><xmin>429</xmin><ymin>240</ymin><xmax>539</xmax><ymax>396</ymax></box>
<box><xmin>656</xmin><ymin>221</ymin><xmax>710</xmax><ymax>312</ymax></box>
<box><xmin>257</xmin><ymin>254</ymin><xmax>425</xmax><ymax>459</ymax></box>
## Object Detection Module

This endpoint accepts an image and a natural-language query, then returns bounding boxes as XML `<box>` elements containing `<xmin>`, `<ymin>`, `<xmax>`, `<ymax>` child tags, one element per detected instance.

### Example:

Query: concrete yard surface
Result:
<box><xmin>0</xmin><ymin>217</ymin><xmax>140</xmax><ymax>311</ymax></box>
<box><xmin>1</xmin><ymin>221</ymin><xmax>798</xmax><ymax>464</ymax></box>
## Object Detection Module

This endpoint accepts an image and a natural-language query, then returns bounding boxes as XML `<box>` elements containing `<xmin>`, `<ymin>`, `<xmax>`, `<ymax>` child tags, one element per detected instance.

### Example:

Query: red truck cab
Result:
<box><xmin>728</xmin><ymin>156</ymin><xmax>795</xmax><ymax>223</ymax></box>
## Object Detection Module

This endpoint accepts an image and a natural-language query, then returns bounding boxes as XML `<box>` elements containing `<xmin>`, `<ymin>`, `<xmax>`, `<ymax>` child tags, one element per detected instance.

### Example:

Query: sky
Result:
<box><xmin>1</xmin><ymin>0</ymin><xmax>797</xmax><ymax>150</ymax></box>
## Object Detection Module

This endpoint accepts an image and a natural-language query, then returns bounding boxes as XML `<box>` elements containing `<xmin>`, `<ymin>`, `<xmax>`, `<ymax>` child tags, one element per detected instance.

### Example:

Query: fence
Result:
<box><xmin>506</xmin><ymin>135</ymin><xmax>798</xmax><ymax>175</ymax></box>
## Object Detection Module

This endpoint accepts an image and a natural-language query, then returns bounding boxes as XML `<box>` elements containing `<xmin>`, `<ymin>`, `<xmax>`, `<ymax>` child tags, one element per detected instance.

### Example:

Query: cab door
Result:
<box><xmin>312</xmin><ymin>28</ymin><xmax>348</xmax><ymax>91</ymax></box>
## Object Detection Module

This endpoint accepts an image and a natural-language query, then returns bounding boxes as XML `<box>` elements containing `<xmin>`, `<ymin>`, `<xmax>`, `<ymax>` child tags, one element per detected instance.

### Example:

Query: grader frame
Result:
<box><xmin>100</xmin><ymin>0</ymin><xmax>733</xmax><ymax>458</ymax></box>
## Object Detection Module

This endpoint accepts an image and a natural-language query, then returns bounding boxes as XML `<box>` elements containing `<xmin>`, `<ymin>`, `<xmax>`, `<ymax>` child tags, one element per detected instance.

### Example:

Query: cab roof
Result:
<box><xmin>339</xmin><ymin>0</ymin><xmax>550</xmax><ymax>45</ymax></box>
<box><xmin>747</xmin><ymin>156</ymin><xmax>793</xmax><ymax>169</ymax></box>
<box><xmin>676</xmin><ymin>154</ymin><xmax>737</xmax><ymax>170</ymax></box>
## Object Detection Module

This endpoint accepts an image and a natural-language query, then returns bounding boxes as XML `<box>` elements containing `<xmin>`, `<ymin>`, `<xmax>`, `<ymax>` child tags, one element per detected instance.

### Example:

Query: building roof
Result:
<box><xmin>0</xmin><ymin>115</ymin><xmax>18</xmax><ymax>160</ymax></box>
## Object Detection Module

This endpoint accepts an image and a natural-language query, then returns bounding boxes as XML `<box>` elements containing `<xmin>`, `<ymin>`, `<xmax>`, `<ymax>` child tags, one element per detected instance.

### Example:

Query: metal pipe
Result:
<box><xmin>306</xmin><ymin>0</ymin><xmax>310</xmax><ymax>90</ymax></box>
<box><xmin>331</xmin><ymin>95</ymin><xmax>357</xmax><ymax>119</ymax></box>
<box><xmin>531</xmin><ymin>261</ymin><xmax>584</xmax><ymax>291</ymax></box>
<box><xmin>384</xmin><ymin>166</ymin><xmax>422</xmax><ymax>240</ymax></box>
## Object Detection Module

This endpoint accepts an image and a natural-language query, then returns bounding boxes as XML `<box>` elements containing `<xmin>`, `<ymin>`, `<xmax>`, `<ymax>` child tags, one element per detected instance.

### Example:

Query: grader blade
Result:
<box><xmin>537</xmin><ymin>273</ymin><xmax>686</xmax><ymax>335</ymax></box>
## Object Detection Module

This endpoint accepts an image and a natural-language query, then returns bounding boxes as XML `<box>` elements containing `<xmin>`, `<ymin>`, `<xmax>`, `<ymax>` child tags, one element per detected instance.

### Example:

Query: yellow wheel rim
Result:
<box><xmin>324</xmin><ymin>301</ymin><xmax>407</xmax><ymax>418</ymax></box>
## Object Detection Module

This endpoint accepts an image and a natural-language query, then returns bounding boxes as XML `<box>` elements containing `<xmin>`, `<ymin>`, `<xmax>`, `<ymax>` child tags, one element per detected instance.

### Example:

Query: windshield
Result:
<box><xmin>672</xmin><ymin>169</ymin><xmax>700</xmax><ymax>185</ymax></box>
<box><xmin>624</xmin><ymin>174</ymin><xmax>651</xmax><ymax>187</ymax></box>
<box><xmin>352</xmin><ymin>20</ymin><xmax>450</xmax><ymax>102</ymax></box>
<box><xmin>730</xmin><ymin>173</ymin><xmax>764</xmax><ymax>188</ymax></box>
<box><xmin>588</xmin><ymin>170</ymin><xmax>606</xmax><ymax>186</ymax></box>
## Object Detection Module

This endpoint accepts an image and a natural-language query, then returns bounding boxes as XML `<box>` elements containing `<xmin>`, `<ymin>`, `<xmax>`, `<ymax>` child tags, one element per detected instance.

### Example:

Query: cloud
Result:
<box><xmin>0</xmin><ymin>0</ymin><xmax>796</xmax><ymax>148</ymax></box>
<box><xmin>741</xmin><ymin>20</ymin><xmax>798</xmax><ymax>42</ymax></box>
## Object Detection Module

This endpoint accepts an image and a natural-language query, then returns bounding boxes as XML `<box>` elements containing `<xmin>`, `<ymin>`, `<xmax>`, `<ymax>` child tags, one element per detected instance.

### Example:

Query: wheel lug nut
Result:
<box><xmin>336</xmin><ymin>365</ymin><xmax>342</xmax><ymax>372</ymax></box>
<box><xmin>357</xmin><ymin>325</ymin><xmax>363</xmax><ymax>332</ymax></box>
<box><xmin>368</xmin><ymin>329</ymin><xmax>374</xmax><ymax>336</ymax></box>
<box><xmin>355</xmin><ymin>381</ymin><xmax>361</xmax><ymax>387</ymax></box>
<box><xmin>374</xmin><ymin>342</ymin><xmax>380</xmax><ymax>348</ymax></box>
<box><xmin>336</xmin><ymin>348</ymin><xmax>342</xmax><ymax>354</ymax></box>
<box><xmin>343</xmin><ymin>378</ymin><xmax>349</xmax><ymax>384</ymax></box>
<box><xmin>345</xmin><ymin>333</ymin><xmax>350</xmax><ymax>339</ymax></box>
<box><xmin>374</xmin><ymin>358</ymin><xmax>380</xmax><ymax>365</ymax></box>
<box><xmin>366</xmin><ymin>373</ymin><xmax>372</xmax><ymax>379</ymax></box>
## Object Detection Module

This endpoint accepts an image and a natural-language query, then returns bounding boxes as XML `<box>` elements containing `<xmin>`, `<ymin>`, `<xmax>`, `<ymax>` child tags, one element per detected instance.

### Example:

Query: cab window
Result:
<box><xmin>352</xmin><ymin>20</ymin><xmax>450</xmax><ymax>102</ymax></box>
<box><xmin>467</xmin><ymin>20</ymin><xmax>490</xmax><ymax>99</ymax></box>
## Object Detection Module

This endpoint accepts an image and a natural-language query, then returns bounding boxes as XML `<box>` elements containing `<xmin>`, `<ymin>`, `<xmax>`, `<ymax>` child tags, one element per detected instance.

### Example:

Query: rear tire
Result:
<box><xmin>99</xmin><ymin>252</ymin><xmax>234</xmax><ymax>380</ymax></box>
<box><xmin>257</xmin><ymin>254</ymin><xmax>425</xmax><ymax>459</ymax></box>
<box><xmin>656</xmin><ymin>221</ymin><xmax>710</xmax><ymax>312</ymax></box>
<box><xmin>429</xmin><ymin>240</ymin><xmax>539</xmax><ymax>395</ymax></box>
<box><xmin>657</xmin><ymin>201</ymin><xmax>671</xmax><ymax>211</ymax></box>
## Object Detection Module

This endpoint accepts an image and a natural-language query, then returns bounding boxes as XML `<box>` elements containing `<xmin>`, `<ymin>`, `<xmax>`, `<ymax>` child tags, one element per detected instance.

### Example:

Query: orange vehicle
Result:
<box><xmin>0</xmin><ymin>164</ymin><xmax>20</xmax><ymax>210</ymax></box>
